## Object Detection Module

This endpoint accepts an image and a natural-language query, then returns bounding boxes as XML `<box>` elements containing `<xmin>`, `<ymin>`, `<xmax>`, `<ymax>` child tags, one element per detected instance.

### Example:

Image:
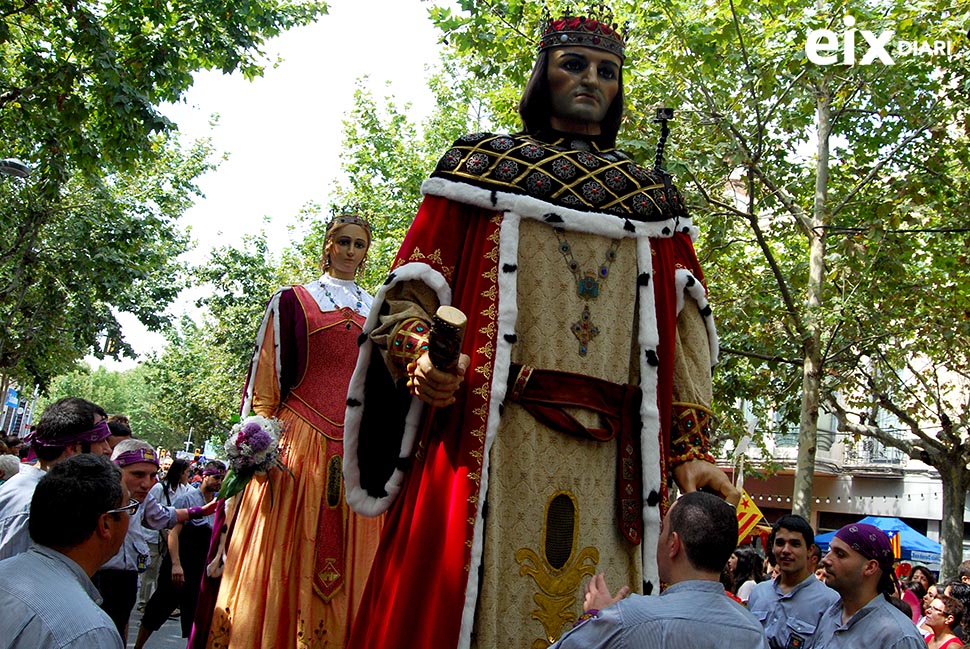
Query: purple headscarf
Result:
<box><xmin>834</xmin><ymin>522</ymin><xmax>899</xmax><ymax>594</ymax></box>
<box><xmin>113</xmin><ymin>447</ymin><xmax>160</xmax><ymax>468</ymax></box>
<box><xmin>24</xmin><ymin>419</ymin><xmax>111</xmax><ymax>448</ymax></box>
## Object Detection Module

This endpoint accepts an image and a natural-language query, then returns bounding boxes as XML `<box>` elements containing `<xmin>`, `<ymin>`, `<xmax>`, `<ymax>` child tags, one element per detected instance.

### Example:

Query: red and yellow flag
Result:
<box><xmin>889</xmin><ymin>530</ymin><xmax>902</xmax><ymax>559</ymax></box>
<box><xmin>736</xmin><ymin>489</ymin><xmax>765</xmax><ymax>544</ymax></box>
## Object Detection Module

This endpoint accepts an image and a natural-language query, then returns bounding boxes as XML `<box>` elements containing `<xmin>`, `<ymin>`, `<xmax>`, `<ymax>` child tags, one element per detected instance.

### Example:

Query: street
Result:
<box><xmin>126</xmin><ymin>606</ymin><xmax>186</xmax><ymax>649</ymax></box>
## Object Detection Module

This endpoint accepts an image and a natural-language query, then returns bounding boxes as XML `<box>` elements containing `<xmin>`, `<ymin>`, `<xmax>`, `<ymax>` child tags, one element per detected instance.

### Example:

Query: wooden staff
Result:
<box><xmin>428</xmin><ymin>305</ymin><xmax>467</xmax><ymax>370</ymax></box>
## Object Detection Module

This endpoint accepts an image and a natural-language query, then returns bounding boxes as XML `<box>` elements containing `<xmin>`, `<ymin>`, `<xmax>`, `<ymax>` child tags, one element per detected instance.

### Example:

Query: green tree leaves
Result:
<box><xmin>1</xmin><ymin>0</ymin><xmax>328</xmax><ymax>188</ymax></box>
<box><xmin>0</xmin><ymin>0</ymin><xmax>328</xmax><ymax>390</ymax></box>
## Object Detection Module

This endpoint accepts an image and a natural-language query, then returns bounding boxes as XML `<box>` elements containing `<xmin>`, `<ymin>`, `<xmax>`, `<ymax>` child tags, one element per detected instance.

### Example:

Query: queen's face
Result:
<box><xmin>547</xmin><ymin>46</ymin><xmax>621</xmax><ymax>135</ymax></box>
<box><xmin>325</xmin><ymin>224</ymin><xmax>370</xmax><ymax>280</ymax></box>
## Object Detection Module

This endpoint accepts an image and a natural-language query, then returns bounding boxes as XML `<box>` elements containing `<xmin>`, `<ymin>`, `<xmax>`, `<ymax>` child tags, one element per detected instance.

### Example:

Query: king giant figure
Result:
<box><xmin>344</xmin><ymin>14</ymin><xmax>738</xmax><ymax>649</ymax></box>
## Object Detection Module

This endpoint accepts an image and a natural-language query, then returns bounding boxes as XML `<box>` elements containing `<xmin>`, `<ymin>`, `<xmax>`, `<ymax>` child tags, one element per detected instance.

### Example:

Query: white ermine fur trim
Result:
<box><xmin>635</xmin><ymin>237</ymin><xmax>662</xmax><ymax>593</ymax></box>
<box><xmin>241</xmin><ymin>289</ymin><xmax>283</xmax><ymax>418</ymax></box>
<box><xmin>422</xmin><ymin>177</ymin><xmax>693</xmax><ymax>240</ymax></box>
<box><xmin>675</xmin><ymin>269</ymin><xmax>720</xmax><ymax>367</ymax></box>
<box><xmin>343</xmin><ymin>263</ymin><xmax>452</xmax><ymax>518</ymax></box>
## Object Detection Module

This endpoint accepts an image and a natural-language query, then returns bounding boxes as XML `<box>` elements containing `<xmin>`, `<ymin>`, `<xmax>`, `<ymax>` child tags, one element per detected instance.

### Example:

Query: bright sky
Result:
<box><xmin>100</xmin><ymin>0</ymin><xmax>450</xmax><ymax>367</ymax></box>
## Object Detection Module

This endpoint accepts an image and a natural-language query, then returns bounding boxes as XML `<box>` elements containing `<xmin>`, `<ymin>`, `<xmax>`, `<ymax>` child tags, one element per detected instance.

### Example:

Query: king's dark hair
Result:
<box><xmin>29</xmin><ymin>454</ymin><xmax>122</xmax><ymax>549</ymax></box>
<box><xmin>518</xmin><ymin>49</ymin><xmax>625</xmax><ymax>148</ymax></box>
<box><xmin>669</xmin><ymin>491</ymin><xmax>739</xmax><ymax>574</ymax></box>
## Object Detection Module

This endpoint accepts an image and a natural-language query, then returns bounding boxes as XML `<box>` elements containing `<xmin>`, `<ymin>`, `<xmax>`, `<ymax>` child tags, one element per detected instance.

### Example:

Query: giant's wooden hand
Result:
<box><xmin>406</xmin><ymin>352</ymin><xmax>471</xmax><ymax>407</ymax></box>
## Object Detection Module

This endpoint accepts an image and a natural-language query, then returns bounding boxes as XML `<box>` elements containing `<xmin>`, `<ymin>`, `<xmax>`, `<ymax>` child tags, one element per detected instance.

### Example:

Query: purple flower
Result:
<box><xmin>246</xmin><ymin>428</ymin><xmax>272</xmax><ymax>453</ymax></box>
<box><xmin>237</xmin><ymin>422</ymin><xmax>262</xmax><ymax>446</ymax></box>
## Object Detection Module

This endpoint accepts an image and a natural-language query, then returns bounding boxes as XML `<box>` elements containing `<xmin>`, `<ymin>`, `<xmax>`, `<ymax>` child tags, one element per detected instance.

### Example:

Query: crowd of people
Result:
<box><xmin>0</xmin><ymin>8</ymin><xmax>965</xmax><ymax>649</ymax></box>
<box><xmin>0</xmin><ymin>398</ymin><xmax>222</xmax><ymax>647</ymax></box>
<box><xmin>0</xmin><ymin>411</ymin><xmax>964</xmax><ymax>649</ymax></box>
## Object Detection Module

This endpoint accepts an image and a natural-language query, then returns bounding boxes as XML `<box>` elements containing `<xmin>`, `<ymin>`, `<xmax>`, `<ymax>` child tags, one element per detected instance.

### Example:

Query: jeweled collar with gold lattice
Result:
<box><xmin>430</xmin><ymin>131</ymin><xmax>689</xmax><ymax>224</ymax></box>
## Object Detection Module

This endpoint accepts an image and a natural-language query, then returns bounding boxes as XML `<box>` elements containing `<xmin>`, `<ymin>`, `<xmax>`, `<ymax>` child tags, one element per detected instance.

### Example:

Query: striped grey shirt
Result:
<box><xmin>0</xmin><ymin>545</ymin><xmax>124</xmax><ymax>648</ymax></box>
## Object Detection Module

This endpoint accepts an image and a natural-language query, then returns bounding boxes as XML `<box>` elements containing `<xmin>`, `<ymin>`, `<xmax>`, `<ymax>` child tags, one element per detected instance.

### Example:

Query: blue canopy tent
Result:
<box><xmin>815</xmin><ymin>516</ymin><xmax>942</xmax><ymax>566</ymax></box>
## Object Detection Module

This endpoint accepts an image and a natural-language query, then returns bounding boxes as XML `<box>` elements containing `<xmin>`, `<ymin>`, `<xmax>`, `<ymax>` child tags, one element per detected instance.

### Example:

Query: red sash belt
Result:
<box><xmin>506</xmin><ymin>363</ymin><xmax>643</xmax><ymax>544</ymax></box>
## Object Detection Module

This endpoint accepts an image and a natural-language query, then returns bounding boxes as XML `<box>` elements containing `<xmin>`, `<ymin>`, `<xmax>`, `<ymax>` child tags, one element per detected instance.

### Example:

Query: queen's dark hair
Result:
<box><xmin>518</xmin><ymin>49</ymin><xmax>625</xmax><ymax>148</ymax></box>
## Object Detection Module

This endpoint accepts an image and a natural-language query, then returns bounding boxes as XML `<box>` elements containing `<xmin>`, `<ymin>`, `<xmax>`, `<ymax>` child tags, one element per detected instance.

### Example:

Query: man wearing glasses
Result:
<box><xmin>0</xmin><ymin>454</ymin><xmax>130</xmax><ymax>648</ymax></box>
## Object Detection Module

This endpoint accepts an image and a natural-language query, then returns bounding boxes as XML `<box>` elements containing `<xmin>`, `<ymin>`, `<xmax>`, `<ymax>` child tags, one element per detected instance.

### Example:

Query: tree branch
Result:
<box><xmin>475</xmin><ymin>0</ymin><xmax>531</xmax><ymax>42</ymax></box>
<box><xmin>825</xmin><ymin>395</ymin><xmax>941</xmax><ymax>456</ymax></box>
<box><xmin>748</xmin><ymin>163</ymin><xmax>814</xmax><ymax>237</ymax></box>
<box><xmin>762</xmin><ymin>69</ymin><xmax>808</xmax><ymax>126</ymax></box>
<box><xmin>1</xmin><ymin>0</ymin><xmax>37</xmax><ymax>21</ymax></box>
<box><xmin>684</xmin><ymin>171</ymin><xmax>750</xmax><ymax>220</ymax></box>
<box><xmin>830</xmin><ymin>99</ymin><xmax>940</xmax><ymax>218</ymax></box>
<box><xmin>0</xmin><ymin>87</ymin><xmax>27</xmax><ymax>109</ymax></box>
<box><xmin>719</xmin><ymin>346</ymin><xmax>802</xmax><ymax>365</ymax></box>
<box><xmin>727</xmin><ymin>0</ymin><xmax>764</xmax><ymax>155</ymax></box>
<box><xmin>687</xmin><ymin>168</ymin><xmax>806</xmax><ymax>340</ymax></box>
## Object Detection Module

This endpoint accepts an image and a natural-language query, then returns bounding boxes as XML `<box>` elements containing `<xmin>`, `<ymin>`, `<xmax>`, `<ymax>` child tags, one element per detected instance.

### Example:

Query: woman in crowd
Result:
<box><xmin>204</xmin><ymin>214</ymin><xmax>382</xmax><ymax>648</ymax></box>
<box><xmin>136</xmin><ymin>460</ymin><xmax>225</xmax><ymax>648</ymax></box>
<box><xmin>919</xmin><ymin>583</ymin><xmax>941</xmax><ymax>637</ymax></box>
<box><xmin>731</xmin><ymin>547</ymin><xmax>766</xmax><ymax>604</ymax></box>
<box><xmin>905</xmin><ymin>565</ymin><xmax>938</xmax><ymax>624</ymax></box>
<box><xmin>924</xmin><ymin>594</ymin><xmax>965</xmax><ymax>649</ymax></box>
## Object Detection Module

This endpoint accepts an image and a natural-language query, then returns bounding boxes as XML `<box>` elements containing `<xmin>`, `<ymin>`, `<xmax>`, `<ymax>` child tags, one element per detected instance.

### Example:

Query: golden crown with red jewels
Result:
<box><xmin>538</xmin><ymin>9</ymin><xmax>627</xmax><ymax>60</ymax></box>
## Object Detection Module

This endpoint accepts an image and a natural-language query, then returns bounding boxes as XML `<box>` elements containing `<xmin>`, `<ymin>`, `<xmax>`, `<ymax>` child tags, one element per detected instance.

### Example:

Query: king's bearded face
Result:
<box><xmin>547</xmin><ymin>46</ymin><xmax>621</xmax><ymax>135</ymax></box>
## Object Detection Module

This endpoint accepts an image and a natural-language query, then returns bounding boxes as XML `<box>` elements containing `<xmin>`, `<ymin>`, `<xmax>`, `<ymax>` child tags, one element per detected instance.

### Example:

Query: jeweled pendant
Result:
<box><xmin>570</xmin><ymin>304</ymin><xmax>600</xmax><ymax>356</ymax></box>
<box><xmin>577</xmin><ymin>273</ymin><xmax>600</xmax><ymax>300</ymax></box>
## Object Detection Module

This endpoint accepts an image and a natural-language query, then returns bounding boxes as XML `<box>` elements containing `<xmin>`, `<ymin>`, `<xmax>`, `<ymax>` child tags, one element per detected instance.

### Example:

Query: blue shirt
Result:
<box><xmin>174</xmin><ymin>489</ymin><xmax>215</xmax><ymax>528</ymax></box>
<box><xmin>0</xmin><ymin>464</ymin><xmax>44</xmax><ymax>560</ymax></box>
<box><xmin>550</xmin><ymin>579</ymin><xmax>769</xmax><ymax>649</ymax></box>
<box><xmin>141</xmin><ymin>488</ymin><xmax>180</xmax><ymax>530</ymax></box>
<box><xmin>0</xmin><ymin>545</ymin><xmax>124</xmax><ymax>648</ymax></box>
<box><xmin>748</xmin><ymin>575</ymin><xmax>840</xmax><ymax>649</ymax></box>
<box><xmin>814</xmin><ymin>594</ymin><xmax>926</xmax><ymax>649</ymax></box>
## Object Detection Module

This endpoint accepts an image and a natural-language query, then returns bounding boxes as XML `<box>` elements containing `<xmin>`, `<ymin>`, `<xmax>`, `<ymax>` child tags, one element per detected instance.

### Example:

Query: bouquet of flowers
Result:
<box><xmin>219</xmin><ymin>415</ymin><xmax>286</xmax><ymax>500</ymax></box>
